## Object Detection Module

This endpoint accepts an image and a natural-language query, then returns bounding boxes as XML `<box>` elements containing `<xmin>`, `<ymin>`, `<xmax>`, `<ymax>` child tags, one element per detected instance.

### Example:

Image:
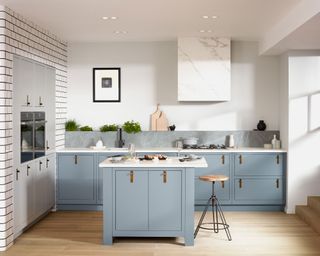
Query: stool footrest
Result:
<box><xmin>198</xmin><ymin>222</ymin><xmax>230</xmax><ymax>231</ymax></box>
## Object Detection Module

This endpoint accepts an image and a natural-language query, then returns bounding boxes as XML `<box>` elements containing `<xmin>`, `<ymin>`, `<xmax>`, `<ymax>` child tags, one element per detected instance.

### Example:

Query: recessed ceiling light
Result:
<box><xmin>202</xmin><ymin>15</ymin><xmax>209</xmax><ymax>19</ymax></box>
<box><xmin>110</xmin><ymin>16</ymin><xmax>118</xmax><ymax>20</ymax></box>
<box><xmin>207</xmin><ymin>30</ymin><xmax>212</xmax><ymax>33</ymax></box>
<box><xmin>102</xmin><ymin>16</ymin><xmax>109</xmax><ymax>20</ymax></box>
<box><xmin>114</xmin><ymin>30</ymin><xmax>127</xmax><ymax>34</ymax></box>
<box><xmin>199</xmin><ymin>30</ymin><xmax>205</xmax><ymax>33</ymax></box>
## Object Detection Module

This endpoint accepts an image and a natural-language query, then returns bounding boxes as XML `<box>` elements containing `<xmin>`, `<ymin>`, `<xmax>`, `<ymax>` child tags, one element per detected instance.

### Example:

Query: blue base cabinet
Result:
<box><xmin>233</xmin><ymin>153</ymin><xmax>285</xmax><ymax>206</ymax></box>
<box><xmin>195</xmin><ymin>153</ymin><xmax>231</xmax><ymax>205</ymax></box>
<box><xmin>103</xmin><ymin>167</ymin><xmax>191</xmax><ymax>246</ymax></box>
<box><xmin>57</xmin><ymin>151</ymin><xmax>286</xmax><ymax>211</ymax></box>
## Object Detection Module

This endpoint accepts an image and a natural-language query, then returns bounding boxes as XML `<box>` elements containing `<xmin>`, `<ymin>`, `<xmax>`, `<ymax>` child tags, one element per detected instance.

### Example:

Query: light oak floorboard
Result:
<box><xmin>2</xmin><ymin>211</ymin><xmax>320</xmax><ymax>256</ymax></box>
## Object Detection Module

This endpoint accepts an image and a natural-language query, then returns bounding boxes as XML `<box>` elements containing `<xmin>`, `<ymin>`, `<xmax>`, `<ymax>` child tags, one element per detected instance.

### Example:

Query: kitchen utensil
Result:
<box><xmin>150</xmin><ymin>104</ymin><xmax>161</xmax><ymax>131</ymax></box>
<box><xmin>156</xmin><ymin>111</ymin><xmax>169</xmax><ymax>131</ymax></box>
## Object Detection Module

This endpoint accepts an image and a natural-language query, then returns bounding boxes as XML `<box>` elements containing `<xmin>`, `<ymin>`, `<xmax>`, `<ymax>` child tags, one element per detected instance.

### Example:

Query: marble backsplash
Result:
<box><xmin>65</xmin><ymin>131</ymin><xmax>280</xmax><ymax>148</ymax></box>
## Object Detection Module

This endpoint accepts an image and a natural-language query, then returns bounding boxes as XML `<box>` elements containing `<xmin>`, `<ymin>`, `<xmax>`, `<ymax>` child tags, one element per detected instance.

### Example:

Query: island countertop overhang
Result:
<box><xmin>99</xmin><ymin>157</ymin><xmax>208</xmax><ymax>168</ymax></box>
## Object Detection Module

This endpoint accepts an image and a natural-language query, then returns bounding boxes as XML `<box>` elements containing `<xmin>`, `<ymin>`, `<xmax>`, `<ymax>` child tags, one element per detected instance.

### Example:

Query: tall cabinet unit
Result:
<box><xmin>13</xmin><ymin>55</ymin><xmax>56</xmax><ymax>238</ymax></box>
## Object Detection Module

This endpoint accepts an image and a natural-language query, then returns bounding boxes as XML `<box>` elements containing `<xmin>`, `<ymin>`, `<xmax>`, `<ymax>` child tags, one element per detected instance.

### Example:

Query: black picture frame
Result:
<box><xmin>93</xmin><ymin>67</ymin><xmax>121</xmax><ymax>102</ymax></box>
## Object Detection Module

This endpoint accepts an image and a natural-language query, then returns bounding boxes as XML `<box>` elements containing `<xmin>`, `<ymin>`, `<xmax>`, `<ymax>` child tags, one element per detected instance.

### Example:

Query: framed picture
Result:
<box><xmin>93</xmin><ymin>67</ymin><xmax>121</xmax><ymax>102</ymax></box>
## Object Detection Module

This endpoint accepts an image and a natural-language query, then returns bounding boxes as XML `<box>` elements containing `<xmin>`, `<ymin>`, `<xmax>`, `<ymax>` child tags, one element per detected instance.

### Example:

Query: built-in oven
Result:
<box><xmin>21</xmin><ymin>112</ymin><xmax>46</xmax><ymax>163</ymax></box>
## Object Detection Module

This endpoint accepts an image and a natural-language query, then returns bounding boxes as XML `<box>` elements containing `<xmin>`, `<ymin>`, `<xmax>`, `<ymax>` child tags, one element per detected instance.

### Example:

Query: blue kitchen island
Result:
<box><xmin>99</xmin><ymin>157</ymin><xmax>208</xmax><ymax>246</ymax></box>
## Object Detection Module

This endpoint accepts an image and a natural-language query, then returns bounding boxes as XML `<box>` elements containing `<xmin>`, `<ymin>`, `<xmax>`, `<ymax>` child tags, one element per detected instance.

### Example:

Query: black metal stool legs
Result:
<box><xmin>194</xmin><ymin>181</ymin><xmax>232</xmax><ymax>241</ymax></box>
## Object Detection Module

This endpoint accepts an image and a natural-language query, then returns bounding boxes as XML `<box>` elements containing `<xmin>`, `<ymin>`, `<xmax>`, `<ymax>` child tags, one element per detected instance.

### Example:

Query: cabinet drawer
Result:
<box><xmin>234</xmin><ymin>153</ymin><xmax>283</xmax><ymax>176</ymax></box>
<box><xmin>195</xmin><ymin>153</ymin><xmax>230</xmax><ymax>176</ymax></box>
<box><xmin>234</xmin><ymin>177</ymin><xmax>284</xmax><ymax>204</ymax></box>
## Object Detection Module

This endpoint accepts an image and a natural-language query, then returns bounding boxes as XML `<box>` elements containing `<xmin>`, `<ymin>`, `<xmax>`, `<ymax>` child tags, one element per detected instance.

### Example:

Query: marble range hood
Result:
<box><xmin>178</xmin><ymin>37</ymin><xmax>231</xmax><ymax>101</ymax></box>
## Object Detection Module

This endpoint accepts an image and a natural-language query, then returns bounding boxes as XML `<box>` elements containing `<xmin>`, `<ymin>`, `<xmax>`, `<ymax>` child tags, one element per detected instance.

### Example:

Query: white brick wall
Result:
<box><xmin>0</xmin><ymin>5</ymin><xmax>67</xmax><ymax>250</ymax></box>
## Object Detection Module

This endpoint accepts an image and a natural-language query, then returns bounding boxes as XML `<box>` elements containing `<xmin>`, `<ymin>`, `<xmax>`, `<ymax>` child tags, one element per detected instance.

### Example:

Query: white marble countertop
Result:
<box><xmin>99</xmin><ymin>157</ymin><xmax>208</xmax><ymax>168</ymax></box>
<box><xmin>58</xmin><ymin>147</ymin><xmax>287</xmax><ymax>153</ymax></box>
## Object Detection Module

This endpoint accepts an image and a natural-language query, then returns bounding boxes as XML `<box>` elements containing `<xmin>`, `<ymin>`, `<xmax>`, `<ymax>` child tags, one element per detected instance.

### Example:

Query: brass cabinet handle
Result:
<box><xmin>129</xmin><ymin>171</ymin><xmax>134</xmax><ymax>183</ymax></box>
<box><xmin>221</xmin><ymin>155</ymin><xmax>225</xmax><ymax>165</ymax></box>
<box><xmin>74</xmin><ymin>155</ymin><xmax>78</xmax><ymax>165</ymax></box>
<box><xmin>39</xmin><ymin>96</ymin><xmax>43</xmax><ymax>106</ymax></box>
<box><xmin>16</xmin><ymin>169</ymin><xmax>20</xmax><ymax>180</ymax></box>
<box><xmin>46</xmin><ymin>140</ymin><xmax>50</xmax><ymax>150</ymax></box>
<box><xmin>26</xmin><ymin>95</ymin><xmax>30</xmax><ymax>106</ymax></box>
<box><xmin>221</xmin><ymin>180</ymin><xmax>225</xmax><ymax>188</ymax></box>
<box><xmin>46</xmin><ymin>158</ymin><xmax>49</xmax><ymax>168</ymax></box>
<box><xmin>39</xmin><ymin>161</ymin><xmax>42</xmax><ymax>171</ymax></box>
<box><xmin>239</xmin><ymin>155</ymin><xmax>243</xmax><ymax>165</ymax></box>
<box><xmin>276</xmin><ymin>155</ymin><xmax>280</xmax><ymax>165</ymax></box>
<box><xmin>276</xmin><ymin>178</ymin><xmax>280</xmax><ymax>189</ymax></box>
<box><xmin>162</xmin><ymin>170</ymin><xmax>167</xmax><ymax>183</ymax></box>
<box><xmin>239</xmin><ymin>179</ymin><xmax>243</xmax><ymax>188</ymax></box>
<box><xmin>27</xmin><ymin>165</ymin><xmax>30</xmax><ymax>176</ymax></box>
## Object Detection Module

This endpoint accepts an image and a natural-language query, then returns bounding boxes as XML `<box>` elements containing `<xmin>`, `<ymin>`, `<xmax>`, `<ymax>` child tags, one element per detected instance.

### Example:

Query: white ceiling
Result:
<box><xmin>0</xmin><ymin>0</ymin><xmax>301</xmax><ymax>42</ymax></box>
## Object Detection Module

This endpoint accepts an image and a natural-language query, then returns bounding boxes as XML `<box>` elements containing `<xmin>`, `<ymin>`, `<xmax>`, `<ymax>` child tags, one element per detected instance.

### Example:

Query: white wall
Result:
<box><xmin>67</xmin><ymin>41</ymin><xmax>280</xmax><ymax>131</ymax></box>
<box><xmin>285</xmin><ymin>51</ymin><xmax>320</xmax><ymax>213</ymax></box>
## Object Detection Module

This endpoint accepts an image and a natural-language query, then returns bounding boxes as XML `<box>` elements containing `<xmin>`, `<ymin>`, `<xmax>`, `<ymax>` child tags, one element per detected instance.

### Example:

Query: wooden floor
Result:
<box><xmin>3</xmin><ymin>211</ymin><xmax>320</xmax><ymax>256</ymax></box>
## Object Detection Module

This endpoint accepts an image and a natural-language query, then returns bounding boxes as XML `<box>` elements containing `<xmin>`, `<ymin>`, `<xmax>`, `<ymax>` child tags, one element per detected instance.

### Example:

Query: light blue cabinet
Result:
<box><xmin>233</xmin><ymin>153</ymin><xmax>285</xmax><ymax>206</ymax></box>
<box><xmin>234</xmin><ymin>153</ymin><xmax>283</xmax><ymax>175</ymax></box>
<box><xmin>195</xmin><ymin>153</ymin><xmax>231</xmax><ymax>205</ymax></box>
<box><xmin>149</xmin><ymin>170</ymin><xmax>182</xmax><ymax>231</ymax></box>
<box><xmin>103</xmin><ymin>167</ymin><xmax>192</xmax><ymax>246</ymax></box>
<box><xmin>234</xmin><ymin>177</ymin><xmax>284</xmax><ymax>204</ymax></box>
<box><xmin>115</xmin><ymin>170</ymin><xmax>149</xmax><ymax>230</ymax></box>
<box><xmin>57</xmin><ymin>153</ymin><xmax>95</xmax><ymax>204</ymax></box>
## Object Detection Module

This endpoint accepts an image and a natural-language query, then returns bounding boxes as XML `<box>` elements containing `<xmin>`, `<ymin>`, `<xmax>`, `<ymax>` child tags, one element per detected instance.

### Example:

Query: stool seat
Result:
<box><xmin>199</xmin><ymin>174</ymin><xmax>229</xmax><ymax>182</ymax></box>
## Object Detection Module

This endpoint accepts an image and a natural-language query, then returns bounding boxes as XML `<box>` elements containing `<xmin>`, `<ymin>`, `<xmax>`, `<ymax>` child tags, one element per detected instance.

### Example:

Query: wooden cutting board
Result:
<box><xmin>151</xmin><ymin>104</ymin><xmax>161</xmax><ymax>131</ymax></box>
<box><xmin>156</xmin><ymin>111</ymin><xmax>168</xmax><ymax>131</ymax></box>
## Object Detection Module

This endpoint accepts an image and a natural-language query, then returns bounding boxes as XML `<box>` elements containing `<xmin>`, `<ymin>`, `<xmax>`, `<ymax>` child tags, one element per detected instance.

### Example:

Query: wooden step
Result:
<box><xmin>308</xmin><ymin>196</ymin><xmax>320</xmax><ymax>215</ymax></box>
<box><xmin>296</xmin><ymin>205</ymin><xmax>320</xmax><ymax>234</ymax></box>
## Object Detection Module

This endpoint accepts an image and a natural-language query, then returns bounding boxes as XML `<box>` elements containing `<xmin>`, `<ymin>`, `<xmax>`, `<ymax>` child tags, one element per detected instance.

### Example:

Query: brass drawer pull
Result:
<box><xmin>221</xmin><ymin>155</ymin><xmax>225</xmax><ymax>165</ymax></box>
<box><xmin>26</xmin><ymin>95</ymin><xmax>30</xmax><ymax>106</ymax></box>
<box><xmin>276</xmin><ymin>155</ymin><xmax>280</xmax><ymax>165</ymax></box>
<box><xmin>130</xmin><ymin>171</ymin><xmax>134</xmax><ymax>183</ymax></box>
<box><xmin>221</xmin><ymin>181</ymin><xmax>225</xmax><ymax>188</ymax></box>
<box><xmin>74</xmin><ymin>155</ymin><xmax>78</xmax><ymax>165</ymax></box>
<box><xmin>27</xmin><ymin>165</ymin><xmax>30</xmax><ymax>176</ymax></box>
<box><xmin>239</xmin><ymin>179</ymin><xmax>243</xmax><ymax>188</ymax></box>
<box><xmin>39</xmin><ymin>161</ymin><xmax>42</xmax><ymax>171</ymax></box>
<box><xmin>239</xmin><ymin>155</ymin><xmax>243</xmax><ymax>165</ymax></box>
<box><xmin>39</xmin><ymin>96</ymin><xmax>43</xmax><ymax>106</ymax></box>
<box><xmin>162</xmin><ymin>170</ymin><xmax>167</xmax><ymax>183</ymax></box>
<box><xmin>276</xmin><ymin>179</ymin><xmax>280</xmax><ymax>189</ymax></box>
<box><xmin>46</xmin><ymin>158</ymin><xmax>50</xmax><ymax>168</ymax></box>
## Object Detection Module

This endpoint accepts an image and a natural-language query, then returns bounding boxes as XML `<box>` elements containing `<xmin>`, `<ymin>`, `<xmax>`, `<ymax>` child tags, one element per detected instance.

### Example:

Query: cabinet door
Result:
<box><xmin>234</xmin><ymin>153</ymin><xmax>283</xmax><ymax>176</ymax></box>
<box><xmin>13</xmin><ymin>56</ymin><xmax>34</xmax><ymax>107</ymax></box>
<box><xmin>57</xmin><ymin>154</ymin><xmax>95</xmax><ymax>204</ymax></box>
<box><xmin>149</xmin><ymin>170</ymin><xmax>182</xmax><ymax>231</ymax></box>
<box><xmin>234</xmin><ymin>177</ymin><xmax>284</xmax><ymax>204</ymax></box>
<box><xmin>115</xmin><ymin>170</ymin><xmax>148</xmax><ymax>230</ymax></box>
<box><xmin>13</xmin><ymin>165</ymin><xmax>28</xmax><ymax>234</ymax></box>
<box><xmin>33</xmin><ymin>62</ymin><xmax>46</xmax><ymax>107</ymax></box>
<box><xmin>195</xmin><ymin>154</ymin><xmax>231</xmax><ymax>205</ymax></box>
<box><xmin>33</xmin><ymin>158</ymin><xmax>48</xmax><ymax>217</ymax></box>
<box><xmin>45</xmin><ymin>154</ymin><xmax>56</xmax><ymax>209</ymax></box>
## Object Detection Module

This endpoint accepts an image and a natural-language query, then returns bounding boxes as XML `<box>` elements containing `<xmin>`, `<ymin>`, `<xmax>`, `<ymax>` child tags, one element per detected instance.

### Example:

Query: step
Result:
<box><xmin>308</xmin><ymin>196</ymin><xmax>320</xmax><ymax>215</ymax></box>
<box><xmin>296</xmin><ymin>205</ymin><xmax>320</xmax><ymax>234</ymax></box>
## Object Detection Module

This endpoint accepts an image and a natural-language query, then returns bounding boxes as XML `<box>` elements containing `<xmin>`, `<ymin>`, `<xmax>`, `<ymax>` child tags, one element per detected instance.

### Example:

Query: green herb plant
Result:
<box><xmin>122</xmin><ymin>120</ymin><xmax>141</xmax><ymax>134</ymax></box>
<box><xmin>100</xmin><ymin>124</ymin><xmax>118</xmax><ymax>132</ymax></box>
<box><xmin>79</xmin><ymin>125</ymin><xmax>93</xmax><ymax>131</ymax></box>
<box><xmin>65</xmin><ymin>120</ymin><xmax>80</xmax><ymax>131</ymax></box>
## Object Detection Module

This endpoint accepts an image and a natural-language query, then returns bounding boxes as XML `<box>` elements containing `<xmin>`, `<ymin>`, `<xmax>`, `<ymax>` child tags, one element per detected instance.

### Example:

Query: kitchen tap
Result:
<box><xmin>116</xmin><ymin>127</ymin><xmax>125</xmax><ymax>148</ymax></box>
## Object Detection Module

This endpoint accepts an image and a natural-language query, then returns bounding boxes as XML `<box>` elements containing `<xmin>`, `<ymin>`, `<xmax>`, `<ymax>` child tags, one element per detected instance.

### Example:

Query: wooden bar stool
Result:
<box><xmin>194</xmin><ymin>174</ymin><xmax>232</xmax><ymax>241</ymax></box>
